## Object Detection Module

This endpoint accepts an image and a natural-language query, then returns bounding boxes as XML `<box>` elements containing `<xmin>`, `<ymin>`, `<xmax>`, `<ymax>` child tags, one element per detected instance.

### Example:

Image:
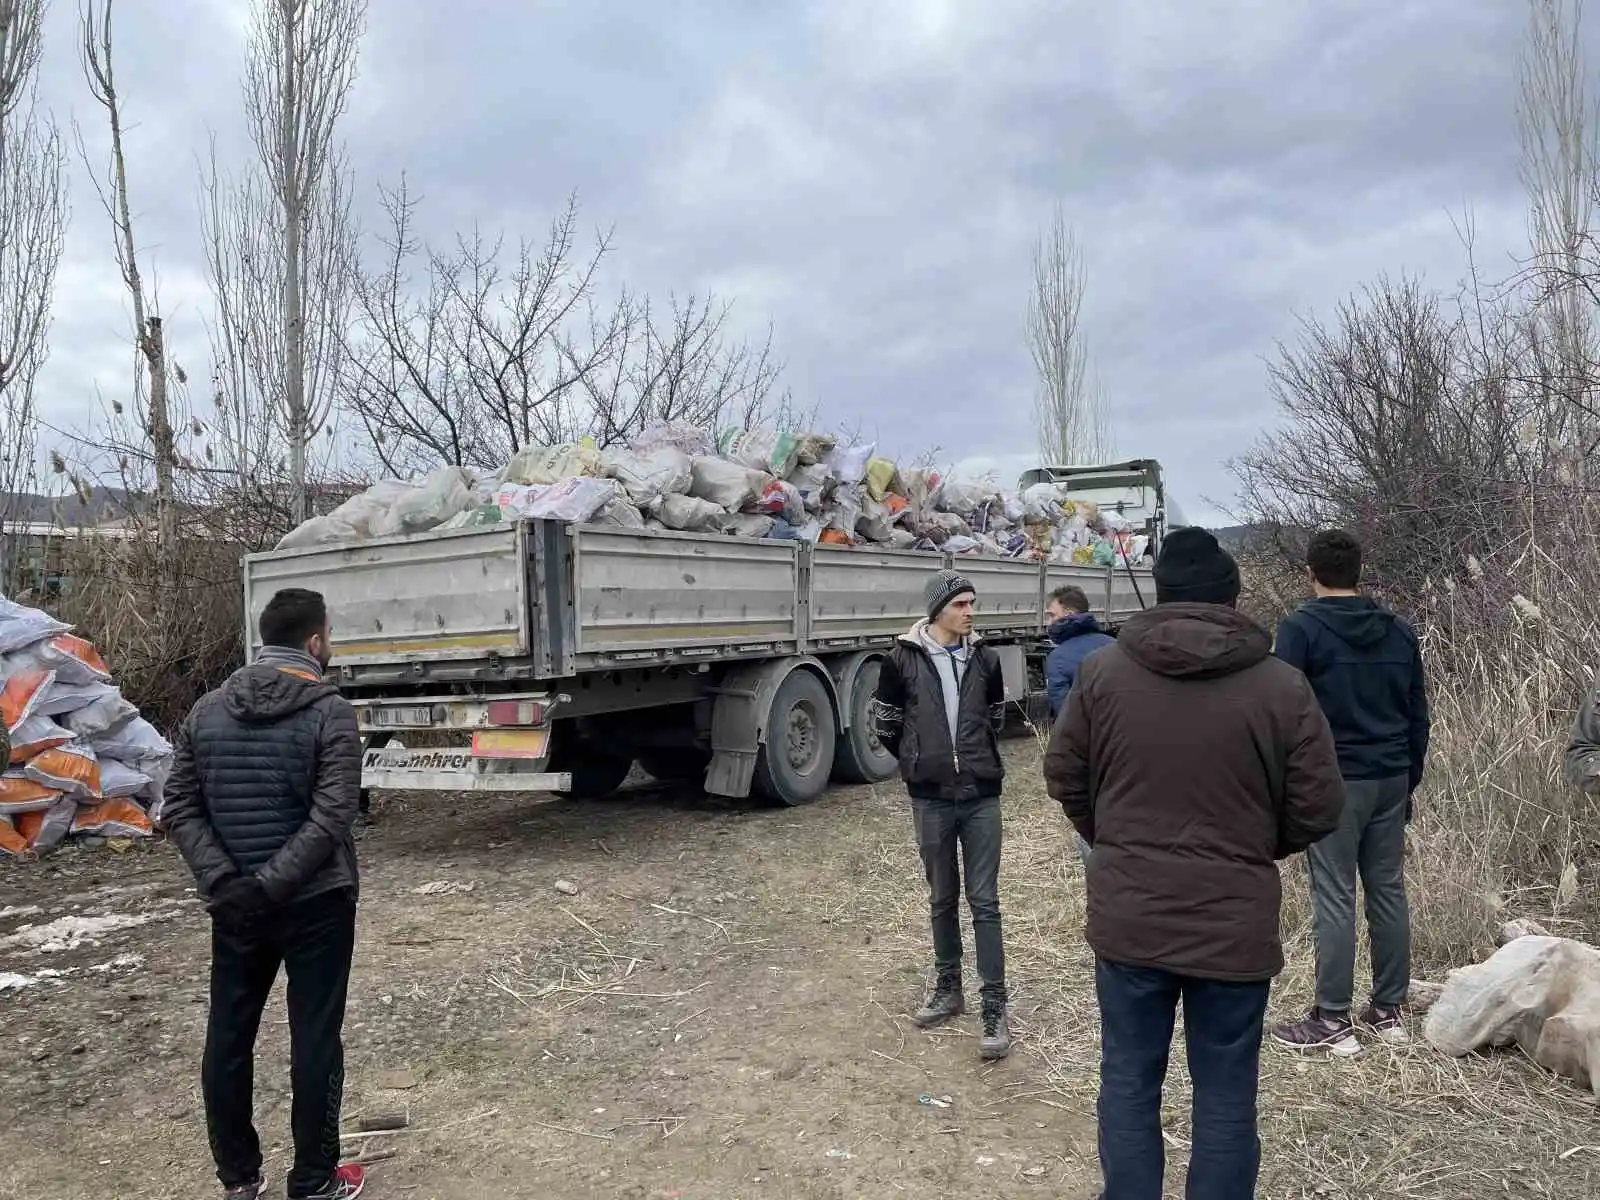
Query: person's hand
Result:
<box><xmin>210</xmin><ymin>875</ymin><xmax>270</xmax><ymax>922</ymax></box>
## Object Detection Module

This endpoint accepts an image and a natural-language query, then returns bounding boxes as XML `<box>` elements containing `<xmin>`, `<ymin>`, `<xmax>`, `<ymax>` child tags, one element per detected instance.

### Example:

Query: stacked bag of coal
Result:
<box><xmin>0</xmin><ymin>597</ymin><xmax>172</xmax><ymax>859</ymax></box>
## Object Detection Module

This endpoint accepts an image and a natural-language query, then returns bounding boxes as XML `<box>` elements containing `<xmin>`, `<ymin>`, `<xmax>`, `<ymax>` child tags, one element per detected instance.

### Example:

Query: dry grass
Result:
<box><xmin>825</xmin><ymin>748</ymin><xmax>1600</xmax><ymax>1199</ymax></box>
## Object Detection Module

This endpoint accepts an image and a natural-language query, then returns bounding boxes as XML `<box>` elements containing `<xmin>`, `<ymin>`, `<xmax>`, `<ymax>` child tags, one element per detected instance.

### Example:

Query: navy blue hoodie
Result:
<box><xmin>1274</xmin><ymin>596</ymin><xmax>1430</xmax><ymax>789</ymax></box>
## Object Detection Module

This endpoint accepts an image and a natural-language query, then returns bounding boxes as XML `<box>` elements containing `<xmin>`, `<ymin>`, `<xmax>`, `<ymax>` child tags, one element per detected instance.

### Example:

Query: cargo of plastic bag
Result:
<box><xmin>437</xmin><ymin>504</ymin><xmax>504</xmax><ymax>531</ymax></box>
<box><xmin>0</xmin><ymin>596</ymin><xmax>71</xmax><ymax>655</ymax></box>
<box><xmin>787</xmin><ymin>463</ymin><xmax>833</xmax><ymax>512</ymax></box>
<box><xmin>99</xmin><ymin>757</ymin><xmax>152</xmax><ymax>799</ymax></box>
<box><xmin>856</xmin><ymin>498</ymin><xmax>896</xmax><ymax>544</ymax></box>
<box><xmin>794</xmin><ymin>432</ymin><xmax>837</xmax><ymax>466</ymax></box>
<box><xmin>819</xmin><ymin>528</ymin><xmax>855</xmax><ymax>546</ymax></box>
<box><xmin>91</xmin><ymin>717</ymin><xmax>171</xmax><ymax>764</ymax></box>
<box><xmin>631</xmin><ymin>420</ymin><xmax>714</xmax><ymax>458</ymax></box>
<box><xmin>276</xmin><ymin>515</ymin><xmax>359</xmax><ymax>550</ymax></box>
<box><xmin>502</xmin><ymin>441</ymin><xmax>603</xmax><ymax>486</ymax></box>
<box><xmin>889</xmin><ymin>529</ymin><xmax>918</xmax><ymax>549</ymax></box>
<box><xmin>824</xmin><ymin>441</ymin><xmax>875</xmax><ymax>485</ymax></box>
<box><xmin>60</xmin><ymin>689</ymin><xmax>138</xmax><ymax>739</ymax></box>
<box><xmin>527</xmin><ymin>477</ymin><xmax>619</xmax><ymax>523</ymax></box>
<box><xmin>71</xmin><ymin>796</ymin><xmax>154</xmax><ymax>839</ymax></box>
<box><xmin>655</xmin><ymin>493</ymin><xmax>729</xmax><ymax>533</ymax></box>
<box><xmin>0</xmin><ymin>773</ymin><xmax>62</xmax><ymax>815</ymax></box>
<box><xmin>901</xmin><ymin>469</ymin><xmax>944</xmax><ymax>514</ymax></box>
<box><xmin>750</xmin><ymin>479</ymin><xmax>805</xmax><ymax>525</ymax></box>
<box><xmin>603</xmin><ymin>446</ymin><xmax>693</xmax><ymax>507</ymax></box>
<box><xmin>864</xmin><ymin>457</ymin><xmax>901</xmax><ymax>502</ymax></box>
<box><xmin>24</xmin><ymin>742</ymin><xmax>100</xmax><ymax>800</ymax></box>
<box><xmin>378</xmin><ymin>466</ymin><xmax>476</xmax><ymax>536</ymax></box>
<box><xmin>494</xmin><ymin>483</ymin><xmax>547</xmax><ymax>518</ymax></box>
<box><xmin>0</xmin><ymin>815</ymin><xmax>28</xmax><ymax>858</ymax></box>
<box><xmin>278</xmin><ymin>477</ymin><xmax>415</xmax><ymax>547</ymax></box>
<box><xmin>726</xmin><ymin>513</ymin><xmax>776</xmax><ymax>539</ymax></box>
<box><xmin>35</xmin><ymin>679</ymin><xmax>116</xmax><ymax>719</ymax></box>
<box><xmin>10</xmin><ymin>713</ymin><xmax>73</xmax><ymax>763</ymax></box>
<box><xmin>591</xmin><ymin>496</ymin><xmax>646</xmax><ymax>529</ymax></box>
<box><xmin>717</xmin><ymin>428</ymin><xmax>801</xmax><ymax>478</ymax></box>
<box><xmin>2</xmin><ymin>669</ymin><xmax>56</xmax><ymax>733</ymax></box>
<box><xmin>939</xmin><ymin>480</ymin><xmax>994</xmax><ymax>515</ymax></box>
<box><xmin>689</xmin><ymin>456</ymin><xmax>764</xmax><ymax>510</ymax></box>
<box><xmin>14</xmin><ymin>794</ymin><xmax>76</xmax><ymax>855</ymax></box>
<box><xmin>944</xmin><ymin>535</ymin><xmax>982</xmax><ymax>555</ymax></box>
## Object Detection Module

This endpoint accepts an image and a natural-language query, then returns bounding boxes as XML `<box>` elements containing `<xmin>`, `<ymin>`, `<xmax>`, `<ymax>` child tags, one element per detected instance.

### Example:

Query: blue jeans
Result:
<box><xmin>1096</xmin><ymin>958</ymin><xmax>1269</xmax><ymax>1200</ymax></box>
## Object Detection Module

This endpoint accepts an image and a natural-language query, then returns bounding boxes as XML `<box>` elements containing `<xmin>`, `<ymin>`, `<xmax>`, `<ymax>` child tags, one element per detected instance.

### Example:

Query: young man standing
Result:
<box><xmin>1044</xmin><ymin>584</ymin><xmax>1116</xmax><ymax>721</ymax></box>
<box><xmin>871</xmin><ymin>568</ymin><xmax>1013</xmax><ymax>1059</ymax></box>
<box><xmin>164</xmin><ymin>588</ymin><xmax>366</xmax><ymax>1200</ymax></box>
<box><xmin>1045</xmin><ymin>527</ymin><xmax>1344</xmax><ymax>1200</ymax></box>
<box><xmin>1271</xmin><ymin>529</ymin><xmax>1430</xmax><ymax>1055</ymax></box>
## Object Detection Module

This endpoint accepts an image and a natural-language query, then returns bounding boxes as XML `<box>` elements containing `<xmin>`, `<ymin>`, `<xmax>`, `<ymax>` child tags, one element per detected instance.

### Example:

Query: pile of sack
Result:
<box><xmin>278</xmin><ymin>423</ymin><xmax>1151</xmax><ymax>567</ymax></box>
<box><xmin>0</xmin><ymin>597</ymin><xmax>172</xmax><ymax>858</ymax></box>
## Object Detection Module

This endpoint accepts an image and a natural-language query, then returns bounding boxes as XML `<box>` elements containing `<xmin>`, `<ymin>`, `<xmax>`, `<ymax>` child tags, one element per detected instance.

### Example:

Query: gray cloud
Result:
<box><xmin>29</xmin><ymin>0</ymin><xmax>1542</xmax><ymax>521</ymax></box>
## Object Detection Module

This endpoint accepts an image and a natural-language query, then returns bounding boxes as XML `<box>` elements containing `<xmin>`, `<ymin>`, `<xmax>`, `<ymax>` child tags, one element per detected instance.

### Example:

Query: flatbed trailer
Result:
<box><xmin>242</xmin><ymin>521</ymin><xmax>1153</xmax><ymax>805</ymax></box>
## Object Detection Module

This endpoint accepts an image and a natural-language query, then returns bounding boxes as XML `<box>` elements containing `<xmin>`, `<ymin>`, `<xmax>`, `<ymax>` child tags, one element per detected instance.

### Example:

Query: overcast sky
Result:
<box><xmin>30</xmin><ymin>0</ymin><xmax>1541</xmax><ymax>523</ymax></box>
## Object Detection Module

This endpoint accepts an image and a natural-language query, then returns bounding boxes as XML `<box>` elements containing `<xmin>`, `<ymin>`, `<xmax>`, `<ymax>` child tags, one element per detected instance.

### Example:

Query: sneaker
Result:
<box><xmin>979</xmin><ymin>1000</ymin><xmax>1012</xmax><ymax>1060</ymax></box>
<box><xmin>913</xmin><ymin>974</ymin><xmax>965</xmax><ymax>1028</ymax></box>
<box><xmin>300</xmin><ymin>1164</ymin><xmax>365</xmax><ymax>1200</ymax></box>
<box><xmin>1358</xmin><ymin>1002</ymin><xmax>1411</xmax><ymax>1046</ymax></box>
<box><xmin>1270</xmin><ymin>1007</ymin><xmax>1362</xmax><ymax>1057</ymax></box>
<box><xmin>224</xmin><ymin>1182</ymin><xmax>265</xmax><ymax>1200</ymax></box>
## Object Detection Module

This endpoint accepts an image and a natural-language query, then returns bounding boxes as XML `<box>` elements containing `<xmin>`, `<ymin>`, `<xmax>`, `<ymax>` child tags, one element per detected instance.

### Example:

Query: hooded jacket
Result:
<box><xmin>1274</xmin><ymin>596</ymin><xmax>1430</xmax><ymax>790</ymax></box>
<box><xmin>870</xmin><ymin>621</ymin><xmax>1007</xmax><ymax>802</ymax></box>
<box><xmin>1044</xmin><ymin>603</ymin><xmax>1344</xmax><ymax>981</ymax></box>
<box><xmin>163</xmin><ymin>650</ymin><xmax>361</xmax><ymax>906</ymax></box>
<box><xmin>1044</xmin><ymin>612</ymin><xmax>1116</xmax><ymax>718</ymax></box>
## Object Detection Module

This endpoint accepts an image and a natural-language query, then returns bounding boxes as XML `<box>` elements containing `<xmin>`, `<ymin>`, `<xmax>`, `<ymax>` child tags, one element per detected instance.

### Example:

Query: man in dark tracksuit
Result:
<box><xmin>164</xmin><ymin>588</ymin><xmax>366</xmax><ymax>1200</ymax></box>
<box><xmin>870</xmin><ymin>568</ymin><xmax>1012</xmax><ymax>1059</ymax></box>
<box><xmin>1270</xmin><ymin>529</ymin><xmax>1430</xmax><ymax>1055</ymax></box>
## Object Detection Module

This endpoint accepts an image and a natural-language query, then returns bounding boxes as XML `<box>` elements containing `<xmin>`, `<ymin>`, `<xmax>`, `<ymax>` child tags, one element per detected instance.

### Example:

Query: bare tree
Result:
<box><xmin>1028</xmin><ymin>205</ymin><xmax>1111</xmax><ymax>465</ymax></box>
<box><xmin>343</xmin><ymin>182</ymin><xmax>785</xmax><ymax>475</ymax></box>
<box><xmin>0</xmin><ymin>0</ymin><xmax>66</xmax><ymax>588</ymax></box>
<box><xmin>234</xmin><ymin>0</ymin><xmax>364</xmax><ymax>523</ymax></box>
<box><xmin>76</xmin><ymin>0</ymin><xmax>184</xmax><ymax>552</ymax></box>
<box><xmin>1517</xmin><ymin>0</ymin><xmax>1600</xmax><ymax>446</ymax></box>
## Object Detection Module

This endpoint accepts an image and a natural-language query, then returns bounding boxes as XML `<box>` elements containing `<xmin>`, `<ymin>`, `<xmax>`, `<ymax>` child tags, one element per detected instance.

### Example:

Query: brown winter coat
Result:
<box><xmin>1044</xmin><ymin>603</ymin><xmax>1344</xmax><ymax>981</ymax></box>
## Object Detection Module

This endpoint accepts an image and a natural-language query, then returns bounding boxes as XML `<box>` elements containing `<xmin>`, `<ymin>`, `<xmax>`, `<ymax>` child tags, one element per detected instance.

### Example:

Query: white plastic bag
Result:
<box><xmin>751</xmin><ymin>479</ymin><xmax>806</xmax><ymax>525</ymax></box>
<box><xmin>689</xmin><ymin>457</ymin><xmax>764</xmax><ymax>510</ymax></box>
<box><xmin>60</xmin><ymin>688</ymin><xmax>139</xmax><ymax>739</ymax></box>
<box><xmin>0</xmin><ymin>598</ymin><xmax>70</xmax><ymax>655</ymax></box>
<box><xmin>34</xmin><ymin>679</ymin><xmax>116</xmax><ymax>719</ymax></box>
<box><xmin>787</xmin><ymin>463</ymin><xmax>833</xmax><ymax>512</ymax></box>
<box><xmin>631</xmin><ymin>421</ymin><xmax>714</xmax><ymax>458</ymax></box>
<box><xmin>856</xmin><ymin>498</ymin><xmax>895</xmax><ymax>544</ymax></box>
<box><xmin>276</xmin><ymin>516</ymin><xmax>360</xmax><ymax>550</ymax></box>
<box><xmin>603</xmin><ymin>446</ymin><xmax>693</xmax><ymax>507</ymax></box>
<box><xmin>717</xmin><ymin>428</ymin><xmax>801</xmax><ymax>478</ymax></box>
<box><xmin>494</xmin><ymin>483</ymin><xmax>548</xmax><ymax>518</ymax></box>
<box><xmin>91</xmin><ymin>717</ymin><xmax>172</xmax><ymax>764</ymax></box>
<box><xmin>655</xmin><ymin>494</ymin><xmax>729</xmax><ymax>533</ymax></box>
<box><xmin>527</xmin><ymin>477</ymin><xmax>619</xmax><ymax>523</ymax></box>
<box><xmin>10</xmin><ymin>713</ymin><xmax>73</xmax><ymax>759</ymax></box>
<box><xmin>99</xmin><ymin>758</ymin><xmax>153</xmax><ymax>799</ymax></box>
<box><xmin>826</xmin><ymin>484</ymin><xmax>864</xmax><ymax>534</ymax></box>
<box><xmin>825</xmin><ymin>442</ymin><xmax>875</xmax><ymax>485</ymax></box>
<box><xmin>592</xmin><ymin>496</ymin><xmax>646</xmax><ymax>528</ymax></box>
<box><xmin>380</xmin><ymin>466</ymin><xmax>476</xmax><ymax>535</ymax></box>
<box><xmin>725</xmin><ymin>513</ymin><xmax>776</xmax><ymax>539</ymax></box>
<box><xmin>502</xmin><ymin>442</ymin><xmax>603</xmax><ymax>486</ymax></box>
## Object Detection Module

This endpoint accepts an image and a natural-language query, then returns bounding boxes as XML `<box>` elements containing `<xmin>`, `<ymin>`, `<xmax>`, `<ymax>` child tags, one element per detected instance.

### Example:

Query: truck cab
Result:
<box><xmin>1015</xmin><ymin>459</ymin><xmax>1171</xmax><ymax>557</ymax></box>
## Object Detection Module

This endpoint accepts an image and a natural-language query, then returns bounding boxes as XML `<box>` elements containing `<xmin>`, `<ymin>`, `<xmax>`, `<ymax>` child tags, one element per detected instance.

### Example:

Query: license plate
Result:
<box><xmin>370</xmin><ymin>706</ymin><xmax>434</xmax><ymax>728</ymax></box>
<box><xmin>471</xmin><ymin>728</ymin><xmax>550</xmax><ymax>759</ymax></box>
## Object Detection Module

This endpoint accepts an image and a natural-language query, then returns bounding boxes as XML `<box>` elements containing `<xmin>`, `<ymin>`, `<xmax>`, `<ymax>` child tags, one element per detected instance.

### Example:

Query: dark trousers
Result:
<box><xmin>203</xmin><ymin>888</ymin><xmax>357</xmax><ymax>1198</ymax></box>
<box><xmin>1307</xmin><ymin>774</ymin><xmax>1412</xmax><ymax>1011</ymax></box>
<box><xmin>912</xmin><ymin>793</ymin><xmax>1006</xmax><ymax>1003</ymax></box>
<box><xmin>1096</xmin><ymin>958</ymin><xmax>1270</xmax><ymax>1200</ymax></box>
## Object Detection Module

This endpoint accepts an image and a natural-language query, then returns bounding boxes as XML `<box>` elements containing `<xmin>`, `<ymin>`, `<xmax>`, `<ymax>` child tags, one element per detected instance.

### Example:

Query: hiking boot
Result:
<box><xmin>298</xmin><ymin>1164</ymin><xmax>365</xmax><ymax>1200</ymax></box>
<box><xmin>224</xmin><ymin>1182</ymin><xmax>265</xmax><ymax>1200</ymax></box>
<box><xmin>979</xmin><ymin>1000</ymin><xmax>1012</xmax><ymax>1060</ymax></box>
<box><xmin>1270</xmin><ymin>1007</ymin><xmax>1362</xmax><ymax>1057</ymax></box>
<box><xmin>1358</xmin><ymin>1002</ymin><xmax>1411</xmax><ymax>1046</ymax></box>
<box><xmin>913</xmin><ymin>974</ymin><xmax>965</xmax><ymax>1028</ymax></box>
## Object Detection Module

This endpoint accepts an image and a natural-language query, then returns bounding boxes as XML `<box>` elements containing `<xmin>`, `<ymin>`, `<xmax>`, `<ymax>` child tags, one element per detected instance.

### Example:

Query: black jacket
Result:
<box><xmin>163</xmin><ymin>658</ymin><xmax>361</xmax><ymax>906</ymax></box>
<box><xmin>869</xmin><ymin>623</ymin><xmax>1007</xmax><ymax>801</ymax></box>
<box><xmin>1274</xmin><ymin>596</ymin><xmax>1430</xmax><ymax>790</ymax></box>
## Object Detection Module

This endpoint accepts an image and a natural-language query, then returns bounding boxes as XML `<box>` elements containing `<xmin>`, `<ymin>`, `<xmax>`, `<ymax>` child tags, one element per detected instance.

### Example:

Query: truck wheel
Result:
<box><xmin>638</xmin><ymin>749</ymin><xmax>711</xmax><ymax>784</ymax></box>
<box><xmin>832</xmin><ymin>659</ymin><xmax>898</xmax><ymax>784</ymax></box>
<box><xmin>753</xmin><ymin>670</ymin><xmax>837</xmax><ymax>807</ymax></box>
<box><xmin>549</xmin><ymin>724</ymin><xmax>634</xmax><ymax>799</ymax></box>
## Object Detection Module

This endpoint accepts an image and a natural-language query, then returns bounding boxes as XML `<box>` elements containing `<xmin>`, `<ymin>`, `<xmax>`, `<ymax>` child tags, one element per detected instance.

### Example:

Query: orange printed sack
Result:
<box><xmin>9</xmin><ymin>714</ymin><xmax>72</xmax><ymax>764</ymax></box>
<box><xmin>0</xmin><ymin>774</ymin><xmax>63</xmax><ymax>815</ymax></box>
<box><xmin>71</xmin><ymin>796</ymin><xmax>153</xmax><ymax>838</ymax></box>
<box><xmin>0</xmin><ymin>815</ymin><xmax>29</xmax><ymax>857</ymax></box>
<box><xmin>23</xmin><ymin>743</ymin><xmax>101</xmax><ymax>800</ymax></box>
<box><xmin>1</xmin><ymin>668</ymin><xmax>56</xmax><ymax>732</ymax></box>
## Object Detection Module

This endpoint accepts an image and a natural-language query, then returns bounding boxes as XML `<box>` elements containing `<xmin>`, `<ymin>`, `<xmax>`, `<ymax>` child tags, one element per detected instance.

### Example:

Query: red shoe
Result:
<box><xmin>302</xmin><ymin>1164</ymin><xmax>365</xmax><ymax>1199</ymax></box>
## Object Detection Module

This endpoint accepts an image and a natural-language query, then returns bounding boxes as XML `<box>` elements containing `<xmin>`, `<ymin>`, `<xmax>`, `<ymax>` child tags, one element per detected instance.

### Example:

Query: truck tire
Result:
<box><xmin>753</xmin><ymin>669</ymin><xmax>837</xmax><ymax>807</ymax></box>
<box><xmin>638</xmin><ymin>748</ymin><xmax>711</xmax><ymax>784</ymax></box>
<box><xmin>549</xmin><ymin>724</ymin><xmax>634</xmax><ymax>800</ymax></box>
<box><xmin>832</xmin><ymin>659</ymin><xmax>898</xmax><ymax>784</ymax></box>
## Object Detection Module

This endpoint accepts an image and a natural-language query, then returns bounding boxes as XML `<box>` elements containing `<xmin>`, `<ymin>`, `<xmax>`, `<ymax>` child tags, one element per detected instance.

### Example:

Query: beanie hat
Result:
<box><xmin>1153</xmin><ymin>527</ymin><xmax>1241</xmax><ymax>606</ymax></box>
<box><xmin>923</xmin><ymin>568</ymin><xmax>976</xmax><ymax>620</ymax></box>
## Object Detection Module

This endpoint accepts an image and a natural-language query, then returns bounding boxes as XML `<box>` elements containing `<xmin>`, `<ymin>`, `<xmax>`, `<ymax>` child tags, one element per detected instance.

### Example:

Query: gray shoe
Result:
<box><xmin>979</xmin><ymin>1000</ymin><xmax>1012</xmax><ymax>1060</ymax></box>
<box><xmin>913</xmin><ymin>974</ymin><xmax>965</xmax><ymax>1027</ymax></box>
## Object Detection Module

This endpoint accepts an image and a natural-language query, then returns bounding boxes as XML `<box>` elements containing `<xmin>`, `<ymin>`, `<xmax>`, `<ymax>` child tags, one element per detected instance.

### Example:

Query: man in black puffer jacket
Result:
<box><xmin>870</xmin><ymin>568</ymin><xmax>1012</xmax><ymax>1060</ymax></box>
<box><xmin>164</xmin><ymin>587</ymin><xmax>365</xmax><ymax>1200</ymax></box>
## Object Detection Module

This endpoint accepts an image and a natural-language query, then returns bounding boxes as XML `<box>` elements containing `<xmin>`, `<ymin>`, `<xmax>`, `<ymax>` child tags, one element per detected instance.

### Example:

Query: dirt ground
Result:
<box><xmin>1</xmin><ymin>743</ymin><xmax>1597</xmax><ymax>1200</ymax></box>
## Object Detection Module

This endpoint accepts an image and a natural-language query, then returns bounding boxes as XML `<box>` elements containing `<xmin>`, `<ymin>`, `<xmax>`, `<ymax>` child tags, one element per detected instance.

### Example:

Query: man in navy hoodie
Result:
<box><xmin>1044</xmin><ymin>585</ymin><xmax>1116</xmax><ymax>721</ymax></box>
<box><xmin>1270</xmin><ymin>530</ymin><xmax>1429</xmax><ymax>1056</ymax></box>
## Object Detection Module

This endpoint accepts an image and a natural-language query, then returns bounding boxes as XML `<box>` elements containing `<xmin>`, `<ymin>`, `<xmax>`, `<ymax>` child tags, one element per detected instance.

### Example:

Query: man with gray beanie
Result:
<box><xmin>1045</xmin><ymin>528</ymin><xmax>1344</xmax><ymax>1200</ymax></box>
<box><xmin>871</xmin><ymin>567</ymin><xmax>1013</xmax><ymax>1059</ymax></box>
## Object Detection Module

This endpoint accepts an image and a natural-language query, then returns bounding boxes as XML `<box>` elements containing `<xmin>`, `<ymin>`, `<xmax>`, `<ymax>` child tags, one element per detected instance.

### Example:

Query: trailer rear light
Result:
<box><xmin>487</xmin><ymin>699</ymin><xmax>548</xmax><ymax>727</ymax></box>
